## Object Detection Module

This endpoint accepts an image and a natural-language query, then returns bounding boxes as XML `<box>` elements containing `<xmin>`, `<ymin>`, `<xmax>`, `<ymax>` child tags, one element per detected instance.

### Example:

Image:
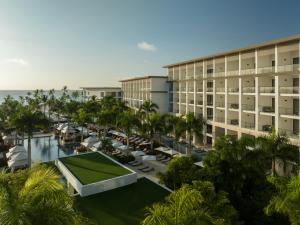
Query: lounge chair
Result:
<box><xmin>131</xmin><ymin>162</ymin><xmax>142</xmax><ymax>167</ymax></box>
<box><xmin>141</xmin><ymin>167</ymin><xmax>154</xmax><ymax>172</ymax></box>
<box><xmin>128</xmin><ymin>160</ymin><xmax>138</xmax><ymax>165</ymax></box>
<box><xmin>161</xmin><ymin>157</ymin><xmax>171</xmax><ymax>163</ymax></box>
<box><xmin>157</xmin><ymin>155</ymin><xmax>167</xmax><ymax>161</ymax></box>
<box><xmin>138</xmin><ymin>165</ymin><xmax>149</xmax><ymax>170</ymax></box>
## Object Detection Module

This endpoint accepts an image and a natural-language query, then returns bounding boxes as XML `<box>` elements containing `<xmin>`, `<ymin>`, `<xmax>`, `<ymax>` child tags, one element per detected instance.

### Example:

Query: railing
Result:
<box><xmin>207</xmin><ymin>102</ymin><xmax>213</xmax><ymax>106</ymax></box>
<box><xmin>189</xmin><ymin>100</ymin><xmax>194</xmax><ymax>105</ymax></box>
<box><xmin>242</xmin><ymin>122</ymin><xmax>255</xmax><ymax>129</ymax></box>
<box><xmin>277</xmin><ymin>64</ymin><xmax>299</xmax><ymax>72</ymax></box>
<box><xmin>259</xmin><ymin>125</ymin><xmax>273</xmax><ymax>132</ymax></box>
<box><xmin>216</xmin><ymin>87</ymin><xmax>225</xmax><ymax>93</ymax></box>
<box><xmin>228</xmin><ymin>87</ymin><xmax>239</xmax><ymax>93</ymax></box>
<box><xmin>243</xmin><ymin>87</ymin><xmax>255</xmax><ymax>93</ymax></box>
<box><xmin>279</xmin><ymin>86</ymin><xmax>300</xmax><ymax>94</ymax></box>
<box><xmin>242</xmin><ymin>104</ymin><xmax>255</xmax><ymax>111</ymax></box>
<box><xmin>188</xmin><ymin>88</ymin><xmax>194</xmax><ymax>92</ymax></box>
<box><xmin>186</xmin><ymin>75</ymin><xmax>194</xmax><ymax>80</ymax></box>
<box><xmin>216</xmin><ymin>102</ymin><xmax>225</xmax><ymax>108</ymax></box>
<box><xmin>259</xmin><ymin>106</ymin><xmax>275</xmax><ymax>113</ymax></box>
<box><xmin>240</xmin><ymin>68</ymin><xmax>255</xmax><ymax>75</ymax></box>
<box><xmin>229</xmin><ymin>103</ymin><xmax>239</xmax><ymax>109</ymax></box>
<box><xmin>180</xmin><ymin>87</ymin><xmax>186</xmax><ymax>92</ymax></box>
<box><xmin>181</xmin><ymin>100</ymin><xmax>186</xmax><ymax>104</ymax></box>
<box><xmin>195</xmin><ymin>75</ymin><xmax>203</xmax><ymax>79</ymax></box>
<box><xmin>259</xmin><ymin>86</ymin><xmax>275</xmax><ymax>93</ymax></box>
<box><xmin>215</xmin><ymin>117</ymin><xmax>225</xmax><ymax>123</ymax></box>
<box><xmin>228</xmin><ymin>119</ymin><xmax>239</xmax><ymax>126</ymax></box>
<box><xmin>197</xmin><ymin>88</ymin><xmax>203</xmax><ymax>92</ymax></box>
<box><xmin>207</xmin><ymin>114</ymin><xmax>213</xmax><ymax>120</ymax></box>
<box><xmin>278</xmin><ymin>128</ymin><xmax>299</xmax><ymax>139</ymax></box>
<box><xmin>214</xmin><ymin>71</ymin><xmax>225</xmax><ymax>77</ymax></box>
<box><xmin>279</xmin><ymin>107</ymin><xmax>300</xmax><ymax>116</ymax></box>
<box><xmin>227</xmin><ymin>70</ymin><xmax>239</xmax><ymax>76</ymax></box>
<box><xmin>207</xmin><ymin>87</ymin><xmax>213</xmax><ymax>92</ymax></box>
<box><xmin>257</xmin><ymin>66</ymin><xmax>275</xmax><ymax>74</ymax></box>
<box><xmin>197</xmin><ymin>101</ymin><xmax>203</xmax><ymax>106</ymax></box>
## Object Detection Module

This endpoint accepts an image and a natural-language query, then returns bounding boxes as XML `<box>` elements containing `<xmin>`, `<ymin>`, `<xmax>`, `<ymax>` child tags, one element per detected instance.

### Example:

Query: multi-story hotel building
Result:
<box><xmin>164</xmin><ymin>35</ymin><xmax>300</xmax><ymax>147</ymax></box>
<box><xmin>120</xmin><ymin>76</ymin><xmax>169</xmax><ymax>113</ymax></box>
<box><xmin>81</xmin><ymin>87</ymin><xmax>122</xmax><ymax>101</ymax></box>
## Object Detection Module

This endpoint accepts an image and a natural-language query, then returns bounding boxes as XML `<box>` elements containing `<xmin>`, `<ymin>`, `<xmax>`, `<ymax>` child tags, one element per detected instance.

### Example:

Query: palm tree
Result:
<box><xmin>265</xmin><ymin>175</ymin><xmax>300</xmax><ymax>225</ymax></box>
<box><xmin>184</xmin><ymin>112</ymin><xmax>205</xmax><ymax>154</ymax></box>
<box><xmin>139</xmin><ymin>100</ymin><xmax>159</xmax><ymax>119</ymax></box>
<box><xmin>145</xmin><ymin>113</ymin><xmax>164</xmax><ymax>150</ymax></box>
<box><xmin>72</xmin><ymin>108</ymin><xmax>91</xmax><ymax>142</ymax></box>
<box><xmin>142</xmin><ymin>184</ymin><xmax>218</xmax><ymax>225</ymax></box>
<box><xmin>10</xmin><ymin>105</ymin><xmax>49</xmax><ymax>167</ymax></box>
<box><xmin>256</xmin><ymin>129</ymin><xmax>299</xmax><ymax>176</ymax></box>
<box><xmin>117</xmin><ymin>110</ymin><xmax>139</xmax><ymax>146</ymax></box>
<box><xmin>0</xmin><ymin>165</ymin><xmax>81</xmax><ymax>225</ymax></box>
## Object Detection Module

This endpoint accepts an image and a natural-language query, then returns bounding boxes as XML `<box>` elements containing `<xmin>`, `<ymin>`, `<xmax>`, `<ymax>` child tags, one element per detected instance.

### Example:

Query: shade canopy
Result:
<box><xmin>93</xmin><ymin>141</ymin><xmax>102</xmax><ymax>149</ymax></box>
<box><xmin>111</xmin><ymin>140</ymin><xmax>122</xmax><ymax>148</ymax></box>
<box><xmin>154</xmin><ymin>146</ymin><xmax>169</xmax><ymax>152</ymax></box>
<box><xmin>194</xmin><ymin>161</ymin><xmax>204</xmax><ymax>167</ymax></box>
<box><xmin>57</xmin><ymin>123</ymin><xmax>68</xmax><ymax>131</ymax></box>
<box><xmin>142</xmin><ymin>155</ymin><xmax>156</xmax><ymax>161</ymax></box>
<box><xmin>131</xmin><ymin>151</ymin><xmax>146</xmax><ymax>157</ymax></box>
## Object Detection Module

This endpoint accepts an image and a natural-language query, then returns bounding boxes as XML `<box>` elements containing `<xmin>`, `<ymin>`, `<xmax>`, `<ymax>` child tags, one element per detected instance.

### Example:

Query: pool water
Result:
<box><xmin>24</xmin><ymin>136</ymin><xmax>77</xmax><ymax>163</ymax></box>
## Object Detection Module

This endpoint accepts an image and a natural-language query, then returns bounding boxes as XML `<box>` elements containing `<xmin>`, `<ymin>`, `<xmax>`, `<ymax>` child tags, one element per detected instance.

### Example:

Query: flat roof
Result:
<box><xmin>119</xmin><ymin>75</ymin><xmax>167</xmax><ymax>82</ymax></box>
<box><xmin>163</xmin><ymin>34</ymin><xmax>300</xmax><ymax>68</ymax></box>
<box><xmin>80</xmin><ymin>87</ymin><xmax>121</xmax><ymax>91</ymax></box>
<box><xmin>59</xmin><ymin>152</ymin><xmax>131</xmax><ymax>185</ymax></box>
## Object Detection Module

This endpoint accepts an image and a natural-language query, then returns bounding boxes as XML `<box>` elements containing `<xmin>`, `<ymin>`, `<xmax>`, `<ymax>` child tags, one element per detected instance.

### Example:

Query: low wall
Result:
<box><xmin>55</xmin><ymin>152</ymin><xmax>138</xmax><ymax>197</ymax></box>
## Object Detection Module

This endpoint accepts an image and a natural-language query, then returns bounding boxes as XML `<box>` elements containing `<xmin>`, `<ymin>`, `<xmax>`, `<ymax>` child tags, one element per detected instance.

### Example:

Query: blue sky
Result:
<box><xmin>0</xmin><ymin>0</ymin><xmax>299</xmax><ymax>90</ymax></box>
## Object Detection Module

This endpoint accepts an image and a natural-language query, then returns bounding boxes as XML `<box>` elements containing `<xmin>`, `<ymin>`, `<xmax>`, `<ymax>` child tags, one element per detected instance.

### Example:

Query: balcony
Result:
<box><xmin>279</xmin><ymin>107</ymin><xmax>300</xmax><ymax>117</ymax></box>
<box><xmin>277</xmin><ymin>64</ymin><xmax>299</xmax><ymax>73</ymax></box>
<box><xmin>180</xmin><ymin>87</ymin><xmax>186</xmax><ymax>92</ymax></box>
<box><xmin>260</xmin><ymin>106</ymin><xmax>275</xmax><ymax>113</ymax></box>
<box><xmin>207</xmin><ymin>114</ymin><xmax>213</xmax><ymax>120</ymax></box>
<box><xmin>195</xmin><ymin>74</ymin><xmax>203</xmax><ymax>79</ymax></box>
<box><xmin>242</xmin><ymin>104</ymin><xmax>255</xmax><ymax>111</ymax></box>
<box><xmin>188</xmin><ymin>88</ymin><xmax>194</xmax><ymax>92</ymax></box>
<box><xmin>259</xmin><ymin>86</ymin><xmax>275</xmax><ymax>94</ymax></box>
<box><xmin>215</xmin><ymin>117</ymin><xmax>225</xmax><ymax>123</ymax></box>
<box><xmin>216</xmin><ymin>102</ymin><xmax>225</xmax><ymax>108</ymax></box>
<box><xmin>257</xmin><ymin>66</ymin><xmax>275</xmax><ymax>74</ymax></box>
<box><xmin>186</xmin><ymin>75</ymin><xmax>194</xmax><ymax>80</ymax></box>
<box><xmin>197</xmin><ymin>88</ymin><xmax>203</xmax><ymax>92</ymax></box>
<box><xmin>228</xmin><ymin>119</ymin><xmax>239</xmax><ymax>126</ymax></box>
<box><xmin>278</xmin><ymin>128</ymin><xmax>299</xmax><ymax>139</ymax></box>
<box><xmin>228</xmin><ymin>87</ymin><xmax>239</xmax><ymax>93</ymax></box>
<box><xmin>229</xmin><ymin>103</ymin><xmax>239</xmax><ymax>110</ymax></box>
<box><xmin>197</xmin><ymin>100</ymin><xmax>203</xmax><ymax>106</ymax></box>
<box><xmin>227</xmin><ymin>70</ymin><xmax>239</xmax><ymax>76</ymax></box>
<box><xmin>207</xmin><ymin>101</ymin><xmax>213</xmax><ymax>106</ymax></box>
<box><xmin>240</xmin><ymin>68</ymin><xmax>255</xmax><ymax>75</ymax></box>
<box><xmin>242</xmin><ymin>122</ymin><xmax>255</xmax><ymax>129</ymax></box>
<box><xmin>279</xmin><ymin>86</ymin><xmax>299</xmax><ymax>94</ymax></box>
<box><xmin>216</xmin><ymin>87</ymin><xmax>225</xmax><ymax>93</ymax></box>
<box><xmin>214</xmin><ymin>71</ymin><xmax>225</xmax><ymax>77</ymax></box>
<box><xmin>259</xmin><ymin>125</ymin><xmax>273</xmax><ymax>132</ymax></box>
<box><xmin>243</xmin><ymin>87</ymin><xmax>255</xmax><ymax>93</ymax></box>
<box><xmin>189</xmin><ymin>100</ymin><xmax>195</xmax><ymax>105</ymax></box>
<box><xmin>207</xmin><ymin>87</ymin><xmax>213</xmax><ymax>92</ymax></box>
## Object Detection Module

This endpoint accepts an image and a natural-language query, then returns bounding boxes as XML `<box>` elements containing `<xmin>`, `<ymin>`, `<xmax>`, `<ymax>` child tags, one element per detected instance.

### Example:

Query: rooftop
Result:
<box><xmin>59</xmin><ymin>152</ymin><xmax>131</xmax><ymax>185</ymax></box>
<box><xmin>80</xmin><ymin>87</ymin><xmax>121</xmax><ymax>91</ymax></box>
<box><xmin>163</xmin><ymin>34</ymin><xmax>300</xmax><ymax>68</ymax></box>
<box><xmin>119</xmin><ymin>75</ymin><xmax>167</xmax><ymax>82</ymax></box>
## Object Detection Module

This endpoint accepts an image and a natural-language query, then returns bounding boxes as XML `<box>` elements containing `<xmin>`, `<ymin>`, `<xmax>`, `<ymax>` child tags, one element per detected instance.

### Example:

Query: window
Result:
<box><xmin>293</xmin><ymin>57</ymin><xmax>299</xmax><ymax>65</ymax></box>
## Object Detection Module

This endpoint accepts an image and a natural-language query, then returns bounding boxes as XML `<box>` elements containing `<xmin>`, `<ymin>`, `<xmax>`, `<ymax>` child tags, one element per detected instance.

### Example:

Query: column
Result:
<box><xmin>179</xmin><ymin>66</ymin><xmax>182</xmax><ymax>115</ymax></box>
<box><xmin>238</xmin><ymin>53</ymin><xmax>242</xmax><ymax>129</ymax></box>
<box><xmin>255</xmin><ymin>49</ymin><xmax>259</xmax><ymax>133</ymax></box>
<box><xmin>225</xmin><ymin>56</ymin><xmax>228</xmax><ymax>134</ymax></box>
<box><xmin>275</xmin><ymin>45</ymin><xmax>279</xmax><ymax>132</ymax></box>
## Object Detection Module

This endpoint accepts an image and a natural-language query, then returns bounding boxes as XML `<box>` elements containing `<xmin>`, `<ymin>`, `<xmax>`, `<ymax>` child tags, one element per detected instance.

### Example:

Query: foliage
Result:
<box><xmin>158</xmin><ymin>156</ymin><xmax>201</xmax><ymax>190</ymax></box>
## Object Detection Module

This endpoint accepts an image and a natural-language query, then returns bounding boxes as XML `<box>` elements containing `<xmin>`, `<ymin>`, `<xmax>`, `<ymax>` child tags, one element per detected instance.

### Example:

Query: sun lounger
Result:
<box><xmin>128</xmin><ymin>160</ymin><xmax>138</xmax><ymax>165</ymax></box>
<box><xmin>131</xmin><ymin>162</ymin><xmax>142</xmax><ymax>166</ymax></box>
<box><xmin>157</xmin><ymin>156</ymin><xmax>167</xmax><ymax>161</ymax></box>
<box><xmin>141</xmin><ymin>167</ymin><xmax>154</xmax><ymax>172</ymax></box>
<box><xmin>138</xmin><ymin>166</ymin><xmax>149</xmax><ymax>170</ymax></box>
<box><xmin>161</xmin><ymin>157</ymin><xmax>171</xmax><ymax>163</ymax></box>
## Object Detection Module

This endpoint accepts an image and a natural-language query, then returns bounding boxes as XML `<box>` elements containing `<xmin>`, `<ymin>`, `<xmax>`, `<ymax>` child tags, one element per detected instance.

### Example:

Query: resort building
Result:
<box><xmin>81</xmin><ymin>87</ymin><xmax>122</xmax><ymax>101</ymax></box>
<box><xmin>120</xmin><ymin>76</ymin><xmax>169</xmax><ymax>113</ymax></box>
<box><xmin>164</xmin><ymin>34</ymin><xmax>300</xmax><ymax>147</ymax></box>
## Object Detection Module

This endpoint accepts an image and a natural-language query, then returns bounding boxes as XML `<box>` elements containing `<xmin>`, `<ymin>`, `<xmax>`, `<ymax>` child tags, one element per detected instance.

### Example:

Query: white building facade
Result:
<box><xmin>81</xmin><ymin>87</ymin><xmax>122</xmax><ymax>101</ymax></box>
<box><xmin>120</xmin><ymin>76</ymin><xmax>169</xmax><ymax>113</ymax></box>
<box><xmin>164</xmin><ymin>35</ymin><xmax>300</xmax><ymax>146</ymax></box>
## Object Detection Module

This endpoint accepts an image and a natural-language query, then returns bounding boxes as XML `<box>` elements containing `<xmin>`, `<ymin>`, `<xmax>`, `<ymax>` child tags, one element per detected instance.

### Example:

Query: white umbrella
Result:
<box><xmin>194</xmin><ymin>161</ymin><xmax>204</xmax><ymax>167</ymax></box>
<box><xmin>164</xmin><ymin>149</ymin><xmax>179</xmax><ymax>156</ymax></box>
<box><xmin>81</xmin><ymin>136</ymin><xmax>99</xmax><ymax>147</ymax></box>
<box><xmin>118</xmin><ymin>145</ymin><xmax>130</xmax><ymax>151</ymax></box>
<box><xmin>57</xmin><ymin>123</ymin><xmax>68</xmax><ymax>131</ymax></box>
<box><xmin>61</xmin><ymin>126</ymin><xmax>76</xmax><ymax>134</ymax></box>
<box><xmin>154</xmin><ymin>146</ymin><xmax>169</xmax><ymax>152</ymax></box>
<box><xmin>93</xmin><ymin>141</ymin><xmax>102</xmax><ymax>149</ymax></box>
<box><xmin>131</xmin><ymin>151</ymin><xmax>146</xmax><ymax>157</ymax></box>
<box><xmin>142</xmin><ymin>155</ymin><xmax>156</xmax><ymax>161</ymax></box>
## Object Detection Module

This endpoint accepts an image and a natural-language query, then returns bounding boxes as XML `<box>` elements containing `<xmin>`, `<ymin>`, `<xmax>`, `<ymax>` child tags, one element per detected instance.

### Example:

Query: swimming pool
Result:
<box><xmin>24</xmin><ymin>135</ymin><xmax>78</xmax><ymax>163</ymax></box>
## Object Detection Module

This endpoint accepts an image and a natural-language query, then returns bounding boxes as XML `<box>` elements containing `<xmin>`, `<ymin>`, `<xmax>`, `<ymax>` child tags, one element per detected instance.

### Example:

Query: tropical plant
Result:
<box><xmin>116</xmin><ymin>110</ymin><xmax>139</xmax><ymax>146</ymax></box>
<box><xmin>139</xmin><ymin>100</ymin><xmax>159</xmax><ymax>119</ymax></box>
<box><xmin>72</xmin><ymin>108</ymin><xmax>91</xmax><ymax>142</ymax></box>
<box><xmin>265</xmin><ymin>175</ymin><xmax>300</xmax><ymax>225</ymax></box>
<box><xmin>0</xmin><ymin>164</ymin><xmax>84</xmax><ymax>225</ymax></box>
<box><xmin>145</xmin><ymin>113</ymin><xmax>164</xmax><ymax>150</ymax></box>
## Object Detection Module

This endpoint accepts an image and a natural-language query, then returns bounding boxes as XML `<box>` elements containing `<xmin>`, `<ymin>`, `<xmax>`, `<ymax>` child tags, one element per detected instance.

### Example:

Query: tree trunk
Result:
<box><xmin>188</xmin><ymin>134</ymin><xmax>192</xmax><ymax>155</ymax></box>
<box><xmin>127</xmin><ymin>136</ymin><xmax>129</xmax><ymax>147</ymax></box>
<box><xmin>28</xmin><ymin>136</ymin><xmax>31</xmax><ymax>168</ymax></box>
<box><xmin>81</xmin><ymin>126</ymin><xmax>84</xmax><ymax>142</ymax></box>
<box><xmin>271</xmin><ymin>158</ymin><xmax>276</xmax><ymax>176</ymax></box>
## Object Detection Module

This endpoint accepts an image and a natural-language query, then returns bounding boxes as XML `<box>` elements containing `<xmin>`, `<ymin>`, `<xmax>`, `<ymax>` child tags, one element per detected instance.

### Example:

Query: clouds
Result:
<box><xmin>4</xmin><ymin>58</ymin><xmax>29</xmax><ymax>66</ymax></box>
<box><xmin>137</xmin><ymin>41</ymin><xmax>157</xmax><ymax>52</ymax></box>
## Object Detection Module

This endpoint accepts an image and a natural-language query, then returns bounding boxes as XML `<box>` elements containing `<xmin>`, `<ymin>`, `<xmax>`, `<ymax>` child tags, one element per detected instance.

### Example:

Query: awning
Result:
<box><xmin>142</xmin><ymin>155</ymin><xmax>156</xmax><ymax>161</ymax></box>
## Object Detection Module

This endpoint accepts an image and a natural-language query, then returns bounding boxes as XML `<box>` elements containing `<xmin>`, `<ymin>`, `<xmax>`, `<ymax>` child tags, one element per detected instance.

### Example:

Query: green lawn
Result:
<box><xmin>76</xmin><ymin>178</ymin><xmax>170</xmax><ymax>225</ymax></box>
<box><xmin>59</xmin><ymin>152</ymin><xmax>131</xmax><ymax>184</ymax></box>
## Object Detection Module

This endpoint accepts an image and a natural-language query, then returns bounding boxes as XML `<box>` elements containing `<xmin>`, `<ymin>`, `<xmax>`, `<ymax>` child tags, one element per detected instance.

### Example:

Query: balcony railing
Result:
<box><xmin>279</xmin><ymin>86</ymin><xmax>300</xmax><ymax>94</ymax></box>
<box><xmin>197</xmin><ymin>101</ymin><xmax>203</xmax><ymax>106</ymax></box>
<box><xmin>229</xmin><ymin>103</ymin><xmax>239</xmax><ymax>109</ymax></box>
<box><xmin>216</xmin><ymin>87</ymin><xmax>225</xmax><ymax>93</ymax></box>
<box><xmin>195</xmin><ymin>75</ymin><xmax>203</xmax><ymax>79</ymax></box>
<box><xmin>279</xmin><ymin>107</ymin><xmax>300</xmax><ymax>116</ymax></box>
<box><xmin>214</xmin><ymin>71</ymin><xmax>225</xmax><ymax>77</ymax></box>
<box><xmin>243</xmin><ymin>87</ymin><xmax>255</xmax><ymax>93</ymax></box>
<box><xmin>242</xmin><ymin>104</ymin><xmax>255</xmax><ymax>111</ymax></box>
<box><xmin>207</xmin><ymin>87</ymin><xmax>213</xmax><ymax>92</ymax></box>
<box><xmin>227</xmin><ymin>70</ymin><xmax>239</xmax><ymax>76</ymax></box>
<box><xmin>189</xmin><ymin>100</ymin><xmax>194</xmax><ymax>105</ymax></box>
<box><xmin>259</xmin><ymin>125</ymin><xmax>273</xmax><ymax>132</ymax></box>
<box><xmin>207</xmin><ymin>114</ymin><xmax>213</xmax><ymax>120</ymax></box>
<box><xmin>186</xmin><ymin>75</ymin><xmax>194</xmax><ymax>80</ymax></box>
<box><xmin>207</xmin><ymin>101</ymin><xmax>213</xmax><ymax>106</ymax></box>
<box><xmin>197</xmin><ymin>88</ymin><xmax>203</xmax><ymax>92</ymax></box>
<box><xmin>188</xmin><ymin>88</ymin><xmax>194</xmax><ymax>92</ymax></box>
<box><xmin>242</xmin><ymin>122</ymin><xmax>255</xmax><ymax>129</ymax></box>
<box><xmin>277</xmin><ymin>64</ymin><xmax>299</xmax><ymax>72</ymax></box>
<box><xmin>260</xmin><ymin>86</ymin><xmax>275</xmax><ymax>93</ymax></box>
<box><xmin>228</xmin><ymin>119</ymin><xmax>239</xmax><ymax>126</ymax></box>
<box><xmin>240</xmin><ymin>68</ymin><xmax>255</xmax><ymax>75</ymax></box>
<box><xmin>215</xmin><ymin>117</ymin><xmax>225</xmax><ymax>123</ymax></box>
<box><xmin>278</xmin><ymin>128</ymin><xmax>299</xmax><ymax>139</ymax></box>
<box><xmin>257</xmin><ymin>66</ymin><xmax>275</xmax><ymax>74</ymax></box>
<box><xmin>180</xmin><ymin>87</ymin><xmax>186</xmax><ymax>92</ymax></box>
<box><xmin>259</xmin><ymin>106</ymin><xmax>275</xmax><ymax>113</ymax></box>
<box><xmin>216</xmin><ymin>102</ymin><xmax>225</xmax><ymax>108</ymax></box>
<box><xmin>228</xmin><ymin>87</ymin><xmax>239</xmax><ymax>93</ymax></box>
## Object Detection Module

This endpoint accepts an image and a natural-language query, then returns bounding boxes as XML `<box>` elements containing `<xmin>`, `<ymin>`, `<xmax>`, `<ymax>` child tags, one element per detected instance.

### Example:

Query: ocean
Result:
<box><xmin>0</xmin><ymin>90</ymin><xmax>79</xmax><ymax>104</ymax></box>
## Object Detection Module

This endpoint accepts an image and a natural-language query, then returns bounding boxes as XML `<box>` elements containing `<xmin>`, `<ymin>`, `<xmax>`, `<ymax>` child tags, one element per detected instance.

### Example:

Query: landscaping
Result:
<box><xmin>75</xmin><ymin>177</ymin><xmax>170</xmax><ymax>225</ymax></box>
<box><xmin>59</xmin><ymin>152</ymin><xmax>132</xmax><ymax>185</ymax></box>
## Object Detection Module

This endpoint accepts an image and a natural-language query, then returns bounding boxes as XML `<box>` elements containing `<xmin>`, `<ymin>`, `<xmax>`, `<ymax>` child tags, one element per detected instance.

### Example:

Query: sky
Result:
<box><xmin>0</xmin><ymin>0</ymin><xmax>300</xmax><ymax>90</ymax></box>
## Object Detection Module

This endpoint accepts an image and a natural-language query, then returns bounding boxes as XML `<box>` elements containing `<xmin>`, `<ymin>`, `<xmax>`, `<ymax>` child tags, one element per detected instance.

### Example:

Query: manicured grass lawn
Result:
<box><xmin>59</xmin><ymin>152</ymin><xmax>131</xmax><ymax>185</ymax></box>
<box><xmin>76</xmin><ymin>178</ymin><xmax>170</xmax><ymax>225</ymax></box>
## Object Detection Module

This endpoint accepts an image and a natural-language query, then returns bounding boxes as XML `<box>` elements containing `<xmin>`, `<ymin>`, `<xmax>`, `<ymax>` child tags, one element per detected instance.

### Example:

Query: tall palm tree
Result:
<box><xmin>10</xmin><ymin>105</ymin><xmax>49</xmax><ymax>167</ymax></box>
<box><xmin>72</xmin><ymin>108</ymin><xmax>91</xmax><ymax>142</ymax></box>
<box><xmin>265</xmin><ymin>175</ymin><xmax>300</xmax><ymax>225</ymax></box>
<box><xmin>117</xmin><ymin>110</ymin><xmax>139</xmax><ymax>146</ymax></box>
<box><xmin>0</xmin><ymin>165</ymin><xmax>81</xmax><ymax>225</ymax></box>
<box><xmin>256</xmin><ymin>129</ymin><xmax>299</xmax><ymax>176</ymax></box>
<box><xmin>184</xmin><ymin>112</ymin><xmax>206</xmax><ymax>154</ymax></box>
<box><xmin>145</xmin><ymin>113</ymin><xmax>164</xmax><ymax>150</ymax></box>
<box><xmin>139</xmin><ymin>100</ymin><xmax>159</xmax><ymax>119</ymax></box>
